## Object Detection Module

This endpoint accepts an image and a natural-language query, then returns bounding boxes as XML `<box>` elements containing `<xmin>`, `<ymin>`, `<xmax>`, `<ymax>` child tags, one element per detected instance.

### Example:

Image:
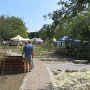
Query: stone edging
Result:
<box><xmin>73</xmin><ymin>60</ymin><xmax>88</xmax><ymax>64</ymax></box>
<box><xmin>19</xmin><ymin>73</ymin><xmax>29</xmax><ymax>90</ymax></box>
<box><xmin>46</xmin><ymin>67</ymin><xmax>57</xmax><ymax>90</ymax></box>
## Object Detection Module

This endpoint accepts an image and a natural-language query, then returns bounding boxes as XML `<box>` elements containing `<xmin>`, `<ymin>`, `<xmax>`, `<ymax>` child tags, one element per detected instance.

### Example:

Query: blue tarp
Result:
<box><xmin>59</xmin><ymin>36</ymin><xmax>69</xmax><ymax>41</ymax></box>
<box><xmin>59</xmin><ymin>36</ymin><xmax>80</xmax><ymax>42</ymax></box>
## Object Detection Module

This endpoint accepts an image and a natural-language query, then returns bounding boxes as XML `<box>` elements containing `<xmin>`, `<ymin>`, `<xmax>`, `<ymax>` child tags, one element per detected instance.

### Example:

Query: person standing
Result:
<box><xmin>22</xmin><ymin>41</ymin><xmax>34</xmax><ymax>72</ymax></box>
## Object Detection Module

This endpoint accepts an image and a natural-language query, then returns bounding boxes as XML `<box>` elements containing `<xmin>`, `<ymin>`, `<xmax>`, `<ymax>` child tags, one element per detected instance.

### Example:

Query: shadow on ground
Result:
<box><xmin>37</xmin><ymin>82</ymin><xmax>54</xmax><ymax>90</ymax></box>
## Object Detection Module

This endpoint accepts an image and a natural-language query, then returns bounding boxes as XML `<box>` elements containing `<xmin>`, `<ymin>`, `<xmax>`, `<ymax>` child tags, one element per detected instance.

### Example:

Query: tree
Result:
<box><xmin>71</xmin><ymin>12</ymin><xmax>90</xmax><ymax>41</ymax></box>
<box><xmin>0</xmin><ymin>15</ymin><xmax>28</xmax><ymax>40</ymax></box>
<box><xmin>43</xmin><ymin>0</ymin><xmax>90</xmax><ymax>40</ymax></box>
<box><xmin>28</xmin><ymin>32</ymin><xmax>39</xmax><ymax>39</ymax></box>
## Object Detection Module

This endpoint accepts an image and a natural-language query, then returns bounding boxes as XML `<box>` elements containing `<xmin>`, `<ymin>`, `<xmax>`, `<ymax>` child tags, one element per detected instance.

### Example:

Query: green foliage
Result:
<box><xmin>70</xmin><ymin>12</ymin><xmax>90</xmax><ymax>41</ymax></box>
<box><xmin>39</xmin><ymin>24</ymin><xmax>54</xmax><ymax>41</ymax></box>
<box><xmin>28</xmin><ymin>32</ymin><xmax>39</xmax><ymax>39</ymax></box>
<box><xmin>0</xmin><ymin>15</ymin><xmax>28</xmax><ymax>40</ymax></box>
<box><xmin>38</xmin><ymin>0</ymin><xmax>90</xmax><ymax>61</ymax></box>
<box><xmin>41</xmin><ymin>0</ymin><xmax>90</xmax><ymax>41</ymax></box>
<box><xmin>34</xmin><ymin>45</ymin><xmax>48</xmax><ymax>56</ymax></box>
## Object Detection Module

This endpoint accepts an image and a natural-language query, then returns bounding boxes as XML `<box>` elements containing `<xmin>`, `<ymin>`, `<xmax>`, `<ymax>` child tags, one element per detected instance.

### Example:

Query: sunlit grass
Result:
<box><xmin>0</xmin><ymin>44</ymin><xmax>49</xmax><ymax>59</ymax></box>
<box><xmin>34</xmin><ymin>45</ymin><xmax>48</xmax><ymax>56</ymax></box>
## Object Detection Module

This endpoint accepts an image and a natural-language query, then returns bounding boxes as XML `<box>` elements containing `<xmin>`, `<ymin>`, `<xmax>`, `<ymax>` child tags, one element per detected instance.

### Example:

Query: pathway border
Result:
<box><xmin>19</xmin><ymin>73</ymin><xmax>28</xmax><ymax>90</ymax></box>
<box><xmin>46</xmin><ymin>67</ymin><xmax>57</xmax><ymax>90</ymax></box>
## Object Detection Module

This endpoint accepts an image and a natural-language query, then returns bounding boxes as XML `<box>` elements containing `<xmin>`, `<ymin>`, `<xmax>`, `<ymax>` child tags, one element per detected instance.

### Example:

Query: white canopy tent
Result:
<box><xmin>33</xmin><ymin>38</ymin><xmax>43</xmax><ymax>44</ymax></box>
<box><xmin>36</xmin><ymin>38</ymin><xmax>43</xmax><ymax>42</ymax></box>
<box><xmin>28</xmin><ymin>38</ymin><xmax>43</xmax><ymax>44</ymax></box>
<box><xmin>11</xmin><ymin>35</ymin><xmax>26</xmax><ymax>41</ymax></box>
<box><xmin>10</xmin><ymin>35</ymin><xmax>30</xmax><ymax>46</ymax></box>
<box><xmin>25</xmin><ymin>38</ymin><xmax>30</xmax><ymax>41</ymax></box>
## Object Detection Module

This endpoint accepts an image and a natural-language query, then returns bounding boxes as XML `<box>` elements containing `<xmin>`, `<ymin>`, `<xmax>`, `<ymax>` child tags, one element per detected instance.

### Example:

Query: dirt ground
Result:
<box><xmin>0</xmin><ymin>73</ymin><xmax>25</xmax><ymax>90</ymax></box>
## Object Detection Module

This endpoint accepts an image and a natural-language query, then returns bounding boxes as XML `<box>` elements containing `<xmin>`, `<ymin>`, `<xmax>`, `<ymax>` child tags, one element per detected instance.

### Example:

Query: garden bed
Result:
<box><xmin>53</xmin><ymin>70</ymin><xmax>90</xmax><ymax>90</ymax></box>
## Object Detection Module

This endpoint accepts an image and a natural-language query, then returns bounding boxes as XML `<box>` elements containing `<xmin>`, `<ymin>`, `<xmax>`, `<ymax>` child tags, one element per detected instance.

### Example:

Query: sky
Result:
<box><xmin>0</xmin><ymin>0</ymin><xmax>60</xmax><ymax>32</ymax></box>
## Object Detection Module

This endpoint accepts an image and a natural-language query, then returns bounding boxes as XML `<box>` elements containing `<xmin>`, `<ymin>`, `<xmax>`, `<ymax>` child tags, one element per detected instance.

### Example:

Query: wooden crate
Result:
<box><xmin>0</xmin><ymin>56</ymin><xmax>24</xmax><ymax>74</ymax></box>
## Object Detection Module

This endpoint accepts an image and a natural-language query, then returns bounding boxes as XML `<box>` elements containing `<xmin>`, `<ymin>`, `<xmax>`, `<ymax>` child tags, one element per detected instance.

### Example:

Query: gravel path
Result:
<box><xmin>19</xmin><ymin>58</ymin><xmax>53</xmax><ymax>90</ymax></box>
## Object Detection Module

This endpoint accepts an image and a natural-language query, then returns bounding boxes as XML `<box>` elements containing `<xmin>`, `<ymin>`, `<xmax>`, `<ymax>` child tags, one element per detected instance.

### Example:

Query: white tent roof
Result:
<box><xmin>34</xmin><ymin>38</ymin><xmax>43</xmax><ymax>42</ymax></box>
<box><xmin>24</xmin><ymin>38</ymin><xmax>30</xmax><ymax>41</ymax></box>
<box><xmin>11</xmin><ymin>35</ymin><xmax>25</xmax><ymax>41</ymax></box>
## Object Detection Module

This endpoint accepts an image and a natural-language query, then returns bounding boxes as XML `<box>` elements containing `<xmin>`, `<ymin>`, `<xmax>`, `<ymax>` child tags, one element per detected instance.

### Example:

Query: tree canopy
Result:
<box><xmin>0</xmin><ymin>15</ymin><xmax>28</xmax><ymax>40</ymax></box>
<box><xmin>39</xmin><ymin>0</ymin><xmax>90</xmax><ymax>41</ymax></box>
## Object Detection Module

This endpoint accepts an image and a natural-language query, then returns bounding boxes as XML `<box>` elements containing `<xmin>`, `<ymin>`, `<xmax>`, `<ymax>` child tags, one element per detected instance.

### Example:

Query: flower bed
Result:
<box><xmin>53</xmin><ymin>70</ymin><xmax>90</xmax><ymax>90</ymax></box>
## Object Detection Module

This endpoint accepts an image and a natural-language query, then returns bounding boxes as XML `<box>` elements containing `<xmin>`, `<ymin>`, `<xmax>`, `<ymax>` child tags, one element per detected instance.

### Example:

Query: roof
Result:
<box><xmin>11</xmin><ymin>35</ymin><xmax>25</xmax><ymax>41</ymax></box>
